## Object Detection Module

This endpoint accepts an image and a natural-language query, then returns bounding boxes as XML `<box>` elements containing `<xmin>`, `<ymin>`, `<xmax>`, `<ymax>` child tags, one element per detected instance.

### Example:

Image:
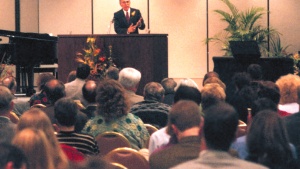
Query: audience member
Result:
<box><xmin>226</xmin><ymin>72</ymin><xmax>251</xmax><ymax>103</ymax></box>
<box><xmin>160</xmin><ymin>78</ymin><xmax>177</xmax><ymax>105</ymax></box>
<box><xmin>67</xmin><ymin>70</ymin><xmax>77</xmax><ymax>83</ymax></box>
<box><xmin>105</xmin><ymin>66</ymin><xmax>119</xmax><ymax>80</ymax></box>
<box><xmin>246</xmin><ymin>110</ymin><xmax>298</xmax><ymax>169</ymax></box>
<box><xmin>172</xmin><ymin>102</ymin><xmax>267</xmax><ymax>169</ymax></box>
<box><xmin>130</xmin><ymin>82</ymin><xmax>171</xmax><ymax>128</ymax></box>
<box><xmin>12</xmin><ymin>128</ymin><xmax>56</xmax><ymax>169</ymax></box>
<box><xmin>29</xmin><ymin>73</ymin><xmax>56</xmax><ymax>106</ymax></box>
<box><xmin>17</xmin><ymin>108</ymin><xmax>69</xmax><ymax>169</ymax></box>
<box><xmin>203</xmin><ymin>76</ymin><xmax>226</xmax><ymax>90</ymax></box>
<box><xmin>231</xmin><ymin>100</ymin><xmax>280</xmax><ymax>159</ymax></box>
<box><xmin>0</xmin><ymin>86</ymin><xmax>16</xmax><ymax>143</ymax></box>
<box><xmin>202</xmin><ymin>71</ymin><xmax>219</xmax><ymax>86</ymax></box>
<box><xmin>0</xmin><ymin>143</ymin><xmax>28</xmax><ymax>169</ymax></box>
<box><xmin>284</xmin><ymin>85</ymin><xmax>300</xmax><ymax>163</ymax></box>
<box><xmin>71</xmin><ymin>156</ymin><xmax>116</xmax><ymax>169</ymax></box>
<box><xmin>149</xmin><ymin>100</ymin><xmax>202</xmax><ymax>169</ymax></box>
<box><xmin>275</xmin><ymin>74</ymin><xmax>300</xmax><ymax>116</ymax></box>
<box><xmin>176</xmin><ymin>78</ymin><xmax>198</xmax><ymax>90</ymax></box>
<box><xmin>83</xmin><ymin>79</ymin><xmax>149</xmax><ymax>150</ymax></box>
<box><xmin>1</xmin><ymin>76</ymin><xmax>30</xmax><ymax>116</ymax></box>
<box><xmin>54</xmin><ymin>98</ymin><xmax>99</xmax><ymax>156</ymax></box>
<box><xmin>257</xmin><ymin>81</ymin><xmax>280</xmax><ymax>105</ymax></box>
<box><xmin>81</xmin><ymin>80</ymin><xmax>97</xmax><ymax>118</ymax></box>
<box><xmin>118</xmin><ymin>67</ymin><xmax>143</xmax><ymax>107</ymax></box>
<box><xmin>247</xmin><ymin>64</ymin><xmax>263</xmax><ymax>81</ymax></box>
<box><xmin>148</xmin><ymin>85</ymin><xmax>201</xmax><ymax>154</ymax></box>
<box><xmin>201</xmin><ymin>83</ymin><xmax>226</xmax><ymax>111</ymax></box>
<box><xmin>65</xmin><ymin>63</ymin><xmax>91</xmax><ymax>106</ymax></box>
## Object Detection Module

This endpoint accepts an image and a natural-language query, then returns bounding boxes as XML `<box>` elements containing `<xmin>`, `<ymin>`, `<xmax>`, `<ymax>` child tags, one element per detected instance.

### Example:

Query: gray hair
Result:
<box><xmin>118</xmin><ymin>67</ymin><xmax>141</xmax><ymax>89</ymax></box>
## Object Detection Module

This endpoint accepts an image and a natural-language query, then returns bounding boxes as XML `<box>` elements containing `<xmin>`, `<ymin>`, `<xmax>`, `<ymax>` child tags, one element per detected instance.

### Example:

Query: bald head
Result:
<box><xmin>1</xmin><ymin>77</ymin><xmax>16</xmax><ymax>94</ymax></box>
<box><xmin>82</xmin><ymin>80</ymin><xmax>97</xmax><ymax>103</ymax></box>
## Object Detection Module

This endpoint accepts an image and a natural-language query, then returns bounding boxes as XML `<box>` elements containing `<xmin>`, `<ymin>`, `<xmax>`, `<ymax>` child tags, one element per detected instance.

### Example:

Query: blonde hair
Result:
<box><xmin>18</xmin><ymin>108</ymin><xmax>69</xmax><ymax>169</ymax></box>
<box><xmin>201</xmin><ymin>83</ymin><xmax>226</xmax><ymax>110</ymax></box>
<box><xmin>12</xmin><ymin>128</ymin><xmax>55</xmax><ymax>169</ymax></box>
<box><xmin>276</xmin><ymin>74</ymin><xmax>300</xmax><ymax>104</ymax></box>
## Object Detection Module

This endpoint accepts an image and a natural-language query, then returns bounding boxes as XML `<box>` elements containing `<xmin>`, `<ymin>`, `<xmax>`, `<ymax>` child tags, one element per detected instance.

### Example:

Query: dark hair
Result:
<box><xmin>258</xmin><ymin>81</ymin><xmax>280</xmax><ymax>105</ymax></box>
<box><xmin>143</xmin><ymin>82</ymin><xmax>165</xmax><ymax>101</ymax></box>
<box><xmin>76</xmin><ymin>64</ymin><xmax>91</xmax><ymax>79</ymax></box>
<box><xmin>96</xmin><ymin>79</ymin><xmax>129</xmax><ymax>122</ymax></box>
<box><xmin>54</xmin><ymin>98</ymin><xmax>78</xmax><ymax>127</ymax></box>
<box><xmin>161</xmin><ymin>78</ymin><xmax>177</xmax><ymax>94</ymax></box>
<box><xmin>0</xmin><ymin>143</ymin><xmax>28</xmax><ymax>169</ymax></box>
<box><xmin>247</xmin><ymin>110</ymin><xmax>296</xmax><ymax>169</ymax></box>
<box><xmin>44</xmin><ymin>79</ymin><xmax>66</xmax><ymax>104</ymax></box>
<box><xmin>37</xmin><ymin>73</ymin><xmax>56</xmax><ymax>91</ymax></box>
<box><xmin>106</xmin><ymin>66</ymin><xmax>119</xmax><ymax>80</ymax></box>
<box><xmin>251</xmin><ymin>98</ymin><xmax>277</xmax><ymax>117</ymax></box>
<box><xmin>167</xmin><ymin>100</ymin><xmax>201</xmax><ymax>134</ymax></box>
<box><xmin>82</xmin><ymin>80</ymin><xmax>97</xmax><ymax>103</ymax></box>
<box><xmin>203</xmin><ymin>102</ymin><xmax>238</xmax><ymax>151</ymax></box>
<box><xmin>232</xmin><ymin>72</ymin><xmax>251</xmax><ymax>90</ymax></box>
<box><xmin>247</xmin><ymin>64</ymin><xmax>263</xmax><ymax>80</ymax></box>
<box><xmin>174</xmin><ymin>85</ymin><xmax>201</xmax><ymax>105</ymax></box>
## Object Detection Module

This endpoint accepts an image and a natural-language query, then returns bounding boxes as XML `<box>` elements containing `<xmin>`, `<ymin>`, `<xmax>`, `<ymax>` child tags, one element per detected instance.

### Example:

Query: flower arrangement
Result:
<box><xmin>287</xmin><ymin>51</ymin><xmax>300</xmax><ymax>75</ymax></box>
<box><xmin>75</xmin><ymin>37</ymin><xmax>116</xmax><ymax>79</ymax></box>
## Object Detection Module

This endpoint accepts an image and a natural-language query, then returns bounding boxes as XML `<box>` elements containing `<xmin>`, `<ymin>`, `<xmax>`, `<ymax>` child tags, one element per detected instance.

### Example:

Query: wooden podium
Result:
<box><xmin>57</xmin><ymin>34</ymin><xmax>168</xmax><ymax>95</ymax></box>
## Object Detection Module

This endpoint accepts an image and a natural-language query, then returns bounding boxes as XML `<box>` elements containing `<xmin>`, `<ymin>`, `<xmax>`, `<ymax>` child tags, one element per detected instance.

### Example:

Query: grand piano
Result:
<box><xmin>0</xmin><ymin>30</ymin><xmax>58</xmax><ymax>96</ymax></box>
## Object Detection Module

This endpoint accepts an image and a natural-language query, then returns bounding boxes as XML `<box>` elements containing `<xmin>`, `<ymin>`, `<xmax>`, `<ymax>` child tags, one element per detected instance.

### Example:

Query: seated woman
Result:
<box><xmin>246</xmin><ymin>110</ymin><xmax>298</xmax><ymax>169</ymax></box>
<box><xmin>82</xmin><ymin>79</ymin><xmax>149</xmax><ymax>150</ymax></box>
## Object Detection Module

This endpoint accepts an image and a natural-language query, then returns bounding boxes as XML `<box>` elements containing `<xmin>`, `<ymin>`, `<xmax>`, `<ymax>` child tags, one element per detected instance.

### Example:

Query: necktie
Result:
<box><xmin>126</xmin><ymin>11</ymin><xmax>130</xmax><ymax>23</ymax></box>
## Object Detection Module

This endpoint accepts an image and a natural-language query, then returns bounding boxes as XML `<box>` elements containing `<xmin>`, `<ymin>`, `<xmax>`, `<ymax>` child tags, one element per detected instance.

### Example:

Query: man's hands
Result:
<box><xmin>127</xmin><ymin>17</ymin><xmax>143</xmax><ymax>33</ymax></box>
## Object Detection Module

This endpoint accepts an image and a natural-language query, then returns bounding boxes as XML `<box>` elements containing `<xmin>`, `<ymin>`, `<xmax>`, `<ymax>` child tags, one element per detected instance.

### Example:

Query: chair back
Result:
<box><xmin>144</xmin><ymin>124</ymin><xmax>158</xmax><ymax>136</ymax></box>
<box><xmin>105</xmin><ymin>147</ymin><xmax>150</xmax><ymax>169</ymax></box>
<box><xmin>96</xmin><ymin>131</ymin><xmax>131</xmax><ymax>156</ymax></box>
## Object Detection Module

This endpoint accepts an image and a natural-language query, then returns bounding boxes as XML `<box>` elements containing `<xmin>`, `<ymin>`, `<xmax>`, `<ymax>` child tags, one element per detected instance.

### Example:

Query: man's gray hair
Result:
<box><xmin>118</xmin><ymin>67</ymin><xmax>141</xmax><ymax>89</ymax></box>
<box><xmin>0</xmin><ymin>86</ymin><xmax>14</xmax><ymax>113</ymax></box>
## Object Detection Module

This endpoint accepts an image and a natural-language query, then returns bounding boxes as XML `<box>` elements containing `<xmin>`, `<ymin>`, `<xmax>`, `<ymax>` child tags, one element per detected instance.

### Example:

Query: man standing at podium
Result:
<box><xmin>114</xmin><ymin>0</ymin><xmax>145</xmax><ymax>34</ymax></box>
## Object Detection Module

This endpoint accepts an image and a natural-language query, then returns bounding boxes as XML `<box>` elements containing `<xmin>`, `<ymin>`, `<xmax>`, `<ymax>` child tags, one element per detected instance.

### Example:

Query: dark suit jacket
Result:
<box><xmin>284</xmin><ymin>112</ymin><xmax>300</xmax><ymax>162</ymax></box>
<box><xmin>114</xmin><ymin>8</ymin><xmax>145</xmax><ymax>34</ymax></box>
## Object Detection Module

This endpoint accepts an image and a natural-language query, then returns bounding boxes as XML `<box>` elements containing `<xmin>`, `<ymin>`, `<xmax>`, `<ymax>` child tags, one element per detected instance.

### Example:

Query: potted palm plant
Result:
<box><xmin>207</xmin><ymin>0</ymin><xmax>276</xmax><ymax>56</ymax></box>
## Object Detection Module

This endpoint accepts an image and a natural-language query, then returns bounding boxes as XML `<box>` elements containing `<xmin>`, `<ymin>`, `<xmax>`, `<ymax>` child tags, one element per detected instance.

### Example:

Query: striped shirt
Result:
<box><xmin>56</xmin><ymin>131</ymin><xmax>99</xmax><ymax>156</ymax></box>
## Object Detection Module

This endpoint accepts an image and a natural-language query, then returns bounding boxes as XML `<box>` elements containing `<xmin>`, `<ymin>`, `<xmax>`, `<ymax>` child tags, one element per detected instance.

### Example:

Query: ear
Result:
<box><xmin>171</xmin><ymin>124</ymin><xmax>179</xmax><ymax>135</ymax></box>
<box><xmin>53</xmin><ymin>124</ymin><xmax>60</xmax><ymax>133</ymax></box>
<box><xmin>4</xmin><ymin>161</ymin><xmax>14</xmax><ymax>169</ymax></box>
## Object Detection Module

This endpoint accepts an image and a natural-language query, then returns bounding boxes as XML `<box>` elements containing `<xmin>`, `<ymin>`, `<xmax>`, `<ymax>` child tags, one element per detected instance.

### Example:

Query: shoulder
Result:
<box><xmin>114</xmin><ymin>9</ymin><xmax>123</xmax><ymax>16</ymax></box>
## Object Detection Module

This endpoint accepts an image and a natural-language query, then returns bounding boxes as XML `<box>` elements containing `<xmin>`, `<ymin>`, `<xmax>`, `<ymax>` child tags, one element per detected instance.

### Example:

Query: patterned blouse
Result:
<box><xmin>82</xmin><ymin>113</ymin><xmax>149</xmax><ymax>150</ymax></box>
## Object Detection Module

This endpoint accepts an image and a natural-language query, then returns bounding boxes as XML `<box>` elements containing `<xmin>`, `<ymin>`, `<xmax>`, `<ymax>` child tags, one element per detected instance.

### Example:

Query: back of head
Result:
<box><xmin>203</xmin><ymin>71</ymin><xmax>219</xmax><ymax>86</ymax></box>
<box><xmin>82</xmin><ymin>80</ymin><xmax>97</xmax><ymax>103</ymax></box>
<box><xmin>143</xmin><ymin>82</ymin><xmax>165</xmax><ymax>101</ymax></box>
<box><xmin>1</xmin><ymin>76</ymin><xmax>17</xmax><ymax>94</ymax></box>
<box><xmin>54</xmin><ymin>98</ymin><xmax>78</xmax><ymax>127</ymax></box>
<box><xmin>118</xmin><ymin>67</ymin><xmax>141</xmax><ymax>90</ymax></box>
<box><xmin>0</xmin><ymin>86</ymin><xmax>14</xmax><ymax>115</ymax></box>
<box><xmin>105</xmin><ymin>66</ymin><xmax>119</xmax><ymax>80</ymax></box>
<box><xmin>201</xmin><ymin>83</ymin><xmax>226</xmax><ymax>111</ymax></box>
<box><xmin>203</xmin><ymin>102</ymin><xmax>238</xmax><ymax>151</ymax></box>
<box><xmin>203</xmin><ymin>77</ymin><xmax>226</xmax><ymax>90</ymax></box>
<box><xmin>96</xmin><ymin>79</ymin><xmax>129</xmax><ymax>122</ymax></box>
<box><xmin>76</xmin><ymin>63</ymin><xmax>91</xmax><ymax>79</ymax></box>
<box><xmin>0</xmin><ymin>143</ymin><xmax>28</xmax><ymax>169</ymax></box>
<box><xmin>167</xmin><ymin>100</ymin><xmax>201</xmax><ymax>135</ymax></box>
<box><xmin>232</xmin><ymin>72</ymin><xmax>251</xmax><ymax>90</ymax></box>
<box><xmin>247</xmin><ymin>110</ymin><xmax>293</xmax><ymax>167</ymax></box>
<box><xmin>275</xmin><ymin>74</ymin><xmax>300</xmax><ymax>104</ymax></box>
<box><xmin>258</xmin><ymin>81</ymin><xmax>280</xmax><ymax>105</ymax></box>
<box><xmin>247</xmin><ymin>64</ymin><xmax>263</xmax><ymax>80</ymax></box>
<box><xmin>174</xmin><ymin>85</ymin><xmax>201</xmax><ymax>105</ymax></box>
<box><xmin>12</xmin><ymin>128</ymin><xmax>55</xmax><ymax>169</ymax></box>
<box><xmin>37</xmin><ymin>73</ymin><xmax>56</xmax><ymax>91</ymax></box>
<box><xmin>251</xmin><ymin>98</ymin><xmax>278</xmax><ymax>117</ymax></box>
<box><xmin>44</xmin><ymin>79</ymin><xmax>66</xmax><ymax>104</ymax></box>
<box><xmin>161</xmin><ymin>78</ymin><xmax>177</xmax><ymax>94</ymax></box>
<box><xmin>176</xmin><ymin>78</ymin><xmax>198</xmax><ymax>90</ymax></box>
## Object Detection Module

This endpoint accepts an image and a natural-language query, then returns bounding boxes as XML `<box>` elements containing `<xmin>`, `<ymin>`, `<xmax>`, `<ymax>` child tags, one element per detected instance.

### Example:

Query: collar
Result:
<box><xmin>278</xmin><ymin>103</ymin><xmax>299</xmax><ymax>114</ymax></box>
<box><xmin>0</xmin><ymin>116</ymin><xmax>11</xmax><ymax>122</ymax></box>
<box><xmin>123</xmin><ymin>8</ymin><xmax>131</xmax><ymax>15</ymax></box>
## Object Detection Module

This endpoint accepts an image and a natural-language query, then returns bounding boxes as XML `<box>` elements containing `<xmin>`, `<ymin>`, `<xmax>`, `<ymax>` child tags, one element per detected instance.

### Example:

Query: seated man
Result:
<box><xmin>149</xmin><ymin>100</ymin><xmax>202</xmax><ymax>169</ymax></box>
<box><xmin>160</xmin><ymin>78</ymin><xmax>177</xmax><ymax>105</ymax></box>
<box><xmin>81</xmin><ymin>80</ymin><xmax>97</xmax><ymax>119</ymax></box>
<box><xmin>130</xmin><ymin>82</ymin><xmax>170</xmax><ymax>129</ymax></box>
<box><xmin>172</xmin><ymin>102</ymin><xmax>267</xmax><ymax>169</ymax></box>
<box><xmin>0</xmin><ymin>143</ymin><xmax>28</xmax><ymax>169</ymax></box>
<box><xmin>54</xmin><ymin>98</ymin><xmax>99</xmax><ymax>156</ymax></box>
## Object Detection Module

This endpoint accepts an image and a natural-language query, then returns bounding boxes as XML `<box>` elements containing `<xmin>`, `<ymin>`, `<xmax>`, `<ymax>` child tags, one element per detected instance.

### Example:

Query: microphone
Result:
<box><xmin>107</xmin><ymin>18</ymin><xmax>115</xmax><ymax>34</ymax></box>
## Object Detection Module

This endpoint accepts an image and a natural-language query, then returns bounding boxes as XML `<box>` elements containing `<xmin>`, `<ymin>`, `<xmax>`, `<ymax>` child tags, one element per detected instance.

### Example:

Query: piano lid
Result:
<box><xmin>0</xmin><ymin>29</ymin><xmax>58</xmax><ymax>42</ymax></box>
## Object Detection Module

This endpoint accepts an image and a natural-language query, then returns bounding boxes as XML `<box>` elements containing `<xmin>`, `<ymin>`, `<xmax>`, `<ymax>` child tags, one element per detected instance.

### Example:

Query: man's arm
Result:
<box><xmin>114</xmin><ymin>12</ymin><xmax>128</xmax><ymax>34</ymax></box>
